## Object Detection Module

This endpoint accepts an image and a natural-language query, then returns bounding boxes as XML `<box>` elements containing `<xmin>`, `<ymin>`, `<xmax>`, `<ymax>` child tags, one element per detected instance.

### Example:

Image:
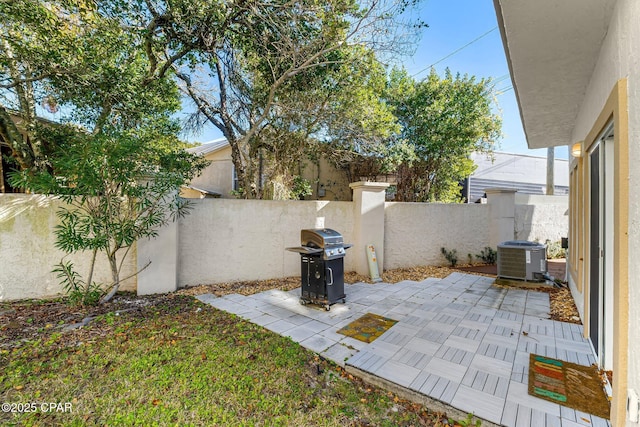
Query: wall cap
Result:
<box><xmin>349</xmin><ymin>181</ymin><xmax>391</xmax><ymax>191</ymax></box>
<box><xmin>484</xmin><ymin>187</ymin><xmax>518</xmax><ymax>194</ymax></box>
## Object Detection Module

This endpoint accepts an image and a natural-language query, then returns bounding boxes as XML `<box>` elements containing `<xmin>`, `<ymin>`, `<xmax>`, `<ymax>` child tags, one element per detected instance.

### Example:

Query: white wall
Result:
<box><xmin>0</xmin><ymin>194</ymin><xmax>136</xmax><ymax>301</ymax></box>
<box><xmin>514</xmin><ymin>194</ymin><xmax>568</xmax><ymax>242</ymax></box>
<box><xmin>383</xmin><ymin>202</ymin><xmax>491</xmax><ymax>268</ymax></box>
<box><xmin>568</xmin><ymin>0</ymin><xmax>640</xmax><ymax>423</ymax></box>
<box><xmin>177</xmin><ymin>199</ymin><xmax>355</xmax><ymax>286</ymax></box>
<box><xmin>1</xmin><ymin>191</ymin><xmax>569</xmax><ymax>300</ymax></box>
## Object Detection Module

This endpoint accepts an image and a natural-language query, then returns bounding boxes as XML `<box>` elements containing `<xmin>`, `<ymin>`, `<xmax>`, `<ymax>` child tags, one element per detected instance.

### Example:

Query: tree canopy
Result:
<box><xmin>387</xmin><ymin>68</ymin><xmax>501</xmax><ymax>202</ymax></box>
<box><xmin>1</xmin><ymin>0</ymin><xmax>207</xmax><ymax>303</ymax></box>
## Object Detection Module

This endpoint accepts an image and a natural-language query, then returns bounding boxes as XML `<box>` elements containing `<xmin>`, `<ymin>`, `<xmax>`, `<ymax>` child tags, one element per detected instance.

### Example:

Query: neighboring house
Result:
<box><xmin>182</xmin><ymin>138</ymin><xmax>353</xmax><ymax>200</ymax></box>
<box><xmin>494</xmin><ymin>0</ymin><xmax>639</xmax><ymax>424</ymax></box>
<box><xmin>464</xmin><ymin>151</ymin><xmax>569</xmax><ymax>203</ymax></box>
<box><xmin>181</xmin><ymin>138</ymin><xmax>231</xmax><ymax>199</ymax></box>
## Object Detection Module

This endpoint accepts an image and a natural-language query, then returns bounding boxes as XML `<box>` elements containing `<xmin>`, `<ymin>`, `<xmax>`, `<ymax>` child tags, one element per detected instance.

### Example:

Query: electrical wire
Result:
<box><xmin>412</xmin><ymin>27</ymin><xmax>498</xmax><ymax>77</ymax></box>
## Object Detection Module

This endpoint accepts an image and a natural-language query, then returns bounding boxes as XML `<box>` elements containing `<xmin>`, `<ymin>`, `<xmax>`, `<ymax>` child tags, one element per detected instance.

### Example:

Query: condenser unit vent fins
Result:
<box><xmin>497</xmin><ymin>240</ymin><xmax>547</xmax><ymax>282</ymax></box>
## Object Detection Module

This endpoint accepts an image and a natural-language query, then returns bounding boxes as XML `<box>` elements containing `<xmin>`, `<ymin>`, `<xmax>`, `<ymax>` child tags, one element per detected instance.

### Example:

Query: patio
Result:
<box><xmin>197</xmin><ymin>272</ymin><xmax>609</xmax><ymax>427</ymax></box>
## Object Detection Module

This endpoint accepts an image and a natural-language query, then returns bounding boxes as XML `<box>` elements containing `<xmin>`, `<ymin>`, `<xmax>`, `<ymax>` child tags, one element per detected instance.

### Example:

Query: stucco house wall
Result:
<box><xmin>494</xmin><ymin>0</ymin><xmax>639</xmax><ymax>422</ymax></box>
<box><xmin>301</xmin><ymin>156</ymin><xmax>352</xmax><ymax>201</ymax></box>
<box><xmin>566</xmin><ymin>0</ymin><xmax>640</xmax><ymax>421</ymax></box>
<box><xmin>182</xmin><ymin>144</ymin><xmax>235</xmax><ymax>198</ymax></box>
<box><xmin>183</xmin><ymin>139</ymin><xmax>354</xmax><ymax>201</ymax></box>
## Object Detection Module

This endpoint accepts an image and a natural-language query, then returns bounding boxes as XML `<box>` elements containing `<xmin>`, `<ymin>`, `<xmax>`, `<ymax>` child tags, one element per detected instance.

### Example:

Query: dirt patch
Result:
<box><xmin>0</xmin><ymin>293</ymin><xmax>187</xmax><ymax>348</ymax></box>
<box><xmin>454</xmin><ymin>263</ymin><xmax>497</xmax><ymax>275</ymax></box>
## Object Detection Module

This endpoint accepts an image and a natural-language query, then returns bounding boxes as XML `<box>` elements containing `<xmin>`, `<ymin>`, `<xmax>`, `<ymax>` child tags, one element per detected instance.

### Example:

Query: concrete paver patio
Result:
<box><xmin>197</xmin><ymin>272</ymin><xmax>610</xmax><ymax>427</ymax></box>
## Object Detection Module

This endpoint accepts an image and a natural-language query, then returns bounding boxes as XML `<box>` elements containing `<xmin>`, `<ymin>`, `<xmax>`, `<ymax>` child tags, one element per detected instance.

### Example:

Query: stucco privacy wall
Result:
<box><xmin>514</xmin><ymin>194</ymin><xmax>568</xmax><ymax>242</ymax></box>
<box><xmin>177</xmin><ymin>199</ymin><xmax>355</xmax><ymax>286</ymax></box>
<box><xmin>567</xmin><ymin>0</ymin><xmax>639</xmax><ymax>423</ymax></box>
<box><xmin>383</xmin><ymin>202</ymin><xmax>491</xmax><ymax>269</ymax></box>
<box><xmin>0</xmin><ymin>194</ymin><xmax>136</xmax><ymax>301</ymax></box>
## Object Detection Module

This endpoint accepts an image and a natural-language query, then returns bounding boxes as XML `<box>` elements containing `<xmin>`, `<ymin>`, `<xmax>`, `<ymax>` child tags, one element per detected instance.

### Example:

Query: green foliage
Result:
<box><xmin>387</xmin><ymin>68</ymin><xmax>502</xmax><ymax>202</ymax></box>
<box><xmin>441</xmin><ymin>247</ymin><xmax>458</xmax><ymax>267</ymax></box>
<box><xmin>168</xmin><ymin>0</ymin><xmax>421</xmax><ymax>198</ymax></box>
<box><xmin>52</xmin><ymin>260</ymin><xmax>102</xmax><ymax>306</ymax></box>
<box><xmin>291</xmin><ymin>176</ymin><xmax>313</xmax><ymax>199</ymax></box>
<box><xmin>11</xmin><ymin>126</ymin><xmax>208</xmax><ymax>302</ymax></box>
<box><xmin>476</xmin><ymin>247</ymin><xmax>497</xmax><ymax>264</ymax></box>
<box><xmin>545</xmin><ymin>239</ymin><xmax>566</xmax><ymax>259</ymax></box>
<box><xmin>0</xmin><ymin>0</ymin><xmax>181</xmax><ymax>170</ymax></box>
<box><xmin>3</xmin><ymin>0</ymin><xmax>211</xmax><ymax>302</ymax></box>
<box><xmin>449</xmin><ymin>413</ymin><xmax>482</xmax><ymax>427</ymax></box>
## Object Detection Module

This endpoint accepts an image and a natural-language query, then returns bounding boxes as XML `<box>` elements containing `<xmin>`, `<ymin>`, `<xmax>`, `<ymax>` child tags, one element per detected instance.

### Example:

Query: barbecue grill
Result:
<box><xmin>286</xmin><ymin>228</ymin><xmax>352</xmax><ymax>310</ymax></box>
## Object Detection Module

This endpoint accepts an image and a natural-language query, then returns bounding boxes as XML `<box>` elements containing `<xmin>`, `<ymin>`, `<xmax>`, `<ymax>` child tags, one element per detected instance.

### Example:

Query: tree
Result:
<box><xmin>2</xmin><ymin>0</ymin><xmax>208</xmax><ymax>303</ymax></box>
<box><xmin>162</xmin><ymin>0</ymin><xmax>422</xmax><ymax>198</ymax></box>
<box><xmin>0</xmin><ymin>0</ymin><xmax>181</xmax><ymax>174</ymax></box>
<box><xmin>11</xmin><ymin>125</ymin><xmax>208</xmax><ymax>304</ymax></box>
<box><xmin>252</xmin><ymin>45</ymin><xmax>402</xmax><ymax>198</ymax></box>
<box><xmin>387</xmin><ymin>68</ymin><xmax>501</xmax><ymax>202</ymax></box>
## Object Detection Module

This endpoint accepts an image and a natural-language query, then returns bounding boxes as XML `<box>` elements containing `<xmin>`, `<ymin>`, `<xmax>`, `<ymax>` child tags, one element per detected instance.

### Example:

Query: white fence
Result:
<box><xmin>0</xmin><ymin>194</ymin><xmax>136</xmax><ymax>301</ymax></box>
<box><xmin>0</xmin><ymin>186</ymin><xmax>568</xmax><ymax>300</ymax></box>
<box><xmin>177</xmin><ymin>199</ymin><xmax>355</xmax><ymax>286</ymax></box>
<box><xmin>384</xmin><ymin>202</ymin><xmax>491</xmax><ymax>269</ymax></box>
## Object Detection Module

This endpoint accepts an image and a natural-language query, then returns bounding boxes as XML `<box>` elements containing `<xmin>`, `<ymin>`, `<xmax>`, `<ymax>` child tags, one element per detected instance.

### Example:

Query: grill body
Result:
<box><xmin>301</xmin><ymin>255</ymin><xmax>345</xmax><ymax>308</ymax></box>
<box><xmin>286</xmin><ymin>228</ymin><xmax>351</xmax><ymax>310</ymax></box>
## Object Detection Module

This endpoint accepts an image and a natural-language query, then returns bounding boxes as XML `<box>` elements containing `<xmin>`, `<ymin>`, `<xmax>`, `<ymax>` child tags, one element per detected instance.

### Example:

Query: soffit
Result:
<box><xmin>494</xmin><ymin>0</ymin><xmax>616</xmax><ymax>149</ymax></box>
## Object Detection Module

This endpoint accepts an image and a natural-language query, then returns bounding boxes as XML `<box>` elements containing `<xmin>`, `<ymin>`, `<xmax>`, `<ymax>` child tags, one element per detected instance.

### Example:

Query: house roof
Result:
<box><xmin>184</xmin><ymin>185</ymin><xmax>222</xmax><ymax>198</ymax></box>
<box><xmin>493</xmin><ymin>0</ymin><xmax>616</xmax><ymax>149</ymax></box>
<box><xmin>187</xmin><ymin>137</ymin><xmax>229</xmax><ymax>156</ymax></box>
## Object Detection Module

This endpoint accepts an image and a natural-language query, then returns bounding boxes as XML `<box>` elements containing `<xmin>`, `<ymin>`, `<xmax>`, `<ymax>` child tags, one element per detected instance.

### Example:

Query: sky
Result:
<box><xmin>186</xmin><ymin>0</ymin><xmax>568</xmax><ymax>160</ymax></box>
<box><xmin>404</xmin><ymin>0</ymin><xmax>566</xmax><ymax>160</ymax></box>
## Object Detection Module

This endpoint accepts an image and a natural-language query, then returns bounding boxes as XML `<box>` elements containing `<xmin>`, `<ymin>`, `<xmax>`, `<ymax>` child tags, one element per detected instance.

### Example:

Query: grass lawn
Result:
<box><xmin>1</xmin><ymin>294</ymin><xmax>453</xmax><ymax>426</ymax></box>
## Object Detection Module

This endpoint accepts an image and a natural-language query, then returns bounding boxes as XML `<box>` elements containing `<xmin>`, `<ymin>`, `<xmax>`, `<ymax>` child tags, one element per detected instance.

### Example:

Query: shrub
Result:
<box><xmin>545</xmin><ymin>239</ymin><xmax>566</xmax><ymax>259</ymax></box>
<box><xmin>441</xmin><ymin>247</ymin><xmax>458</xmax><ymax>267</ymax></box>
<box><xmin>476</xmin><ymin>246</ymin><xmax>497</xmax><ymax>264</ymax></box>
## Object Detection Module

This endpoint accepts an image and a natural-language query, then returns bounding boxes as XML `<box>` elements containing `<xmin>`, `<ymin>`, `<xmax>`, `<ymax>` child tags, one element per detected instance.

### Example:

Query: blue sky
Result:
<box><xmin>404</xmin><ymin>0</ymin><xmax>567</xmax><ymax>159</ymax></box>
<box><xmin>187</xmin><ymin>0</ymin><xmax>568</xmax><ymax>159</ymax></box>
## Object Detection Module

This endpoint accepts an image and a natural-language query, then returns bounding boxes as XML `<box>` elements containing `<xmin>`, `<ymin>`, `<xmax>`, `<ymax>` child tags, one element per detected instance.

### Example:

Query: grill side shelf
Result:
<box><xmin>285</xmin><ymin>246</ymin><xmax>324</xmax><ymax>255</ymax></box>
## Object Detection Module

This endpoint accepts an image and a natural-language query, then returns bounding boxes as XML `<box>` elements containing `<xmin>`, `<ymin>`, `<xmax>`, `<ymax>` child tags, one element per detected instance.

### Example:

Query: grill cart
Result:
<box><xmin>286</xmin><ymin>228</ymin><xmax>352</xmax><ymax>311</ymax></box>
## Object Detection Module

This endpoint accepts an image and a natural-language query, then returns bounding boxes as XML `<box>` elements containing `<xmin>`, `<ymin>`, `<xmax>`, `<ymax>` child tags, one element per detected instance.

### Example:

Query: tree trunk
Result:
<box><xmin>99</xmin><ymin>253</ymin><xmax>120</xmax><ymax>304</ymax></box>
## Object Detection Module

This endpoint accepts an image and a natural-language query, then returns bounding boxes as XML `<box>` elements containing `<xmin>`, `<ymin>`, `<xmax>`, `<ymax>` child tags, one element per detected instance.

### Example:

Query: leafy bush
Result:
<box><xmin>476</xmin><ymin>246</ymin><xmax>497</xmax><ymax>264</ymax></box>
<box><xmin>545</xmin><ymin>239</ymin><xmax>566</xmax><ymax>259</ymax></box>
<box><xmin>441</xmin><ymin>247</ymin><xmax>458</xmax><ymax>267</ymax></box>
<box><xmin>53</xmin><ymin>261</ymin><xmax>103</xmax><ymax>306</ymax></box>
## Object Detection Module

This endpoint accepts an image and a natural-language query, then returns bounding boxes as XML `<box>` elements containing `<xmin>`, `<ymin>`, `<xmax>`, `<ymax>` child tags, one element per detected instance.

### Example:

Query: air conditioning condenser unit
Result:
<box><xmin>497</xmin><ymin>240</ymin><xmax>547</xmax><ymax>281</ymax></box>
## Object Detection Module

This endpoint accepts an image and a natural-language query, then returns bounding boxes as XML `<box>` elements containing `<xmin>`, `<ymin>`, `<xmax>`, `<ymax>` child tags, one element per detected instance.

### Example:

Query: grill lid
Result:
<box><xmin>301</xmin><ymin>228</ymin><xmax>344</xmax><ymax>248</ymax></box>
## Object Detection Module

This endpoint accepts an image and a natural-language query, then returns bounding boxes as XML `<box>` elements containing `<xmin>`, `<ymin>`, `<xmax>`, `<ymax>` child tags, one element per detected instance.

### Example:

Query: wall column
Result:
<box><xmin>485</xmin><ymin>188</ymin><xmax>517</xmax><ymax>247</ymax></box>
<box><xmin>349</xmin><ymin>181</ymin><xmax>389</xmax><ymax>276</ymax></box>
<box><xmin>137</xmin><ymin>219</ymin><xmax>178</xmax><ymax>295</ymax></box>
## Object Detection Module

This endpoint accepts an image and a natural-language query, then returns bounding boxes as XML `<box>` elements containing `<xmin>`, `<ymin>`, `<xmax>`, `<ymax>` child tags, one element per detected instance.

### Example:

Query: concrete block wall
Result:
<box><xmin>514</xmin><ymin>194</ymin><xmax>568</xmax><ymax>242</ymax></box>
<box><xmin>177</xmin><ymin>199</ymin><xmax>355</xmax><ymax>287</ymax></box>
